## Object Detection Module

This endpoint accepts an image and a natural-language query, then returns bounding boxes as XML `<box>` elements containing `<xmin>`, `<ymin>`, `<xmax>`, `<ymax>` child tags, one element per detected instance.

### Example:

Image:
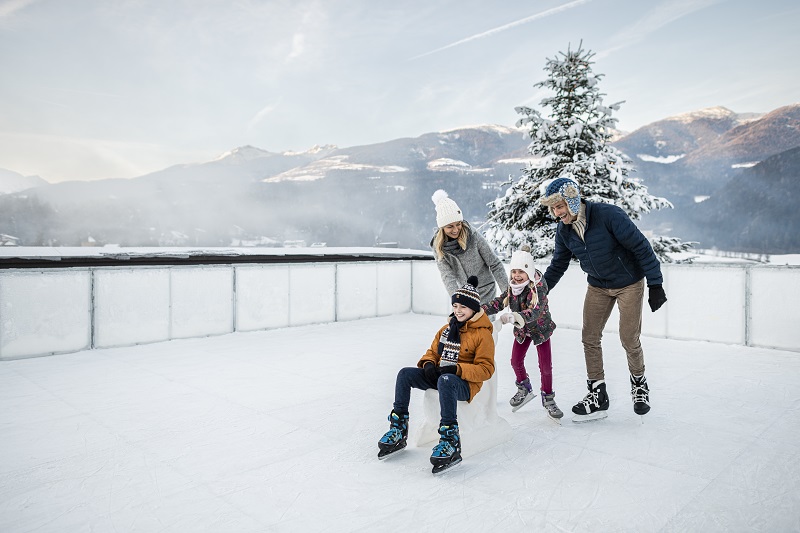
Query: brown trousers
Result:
<box><xmin>581</xmin><ymin>278</ymin><xmax>645</xmax><ymax>380</ymax></box>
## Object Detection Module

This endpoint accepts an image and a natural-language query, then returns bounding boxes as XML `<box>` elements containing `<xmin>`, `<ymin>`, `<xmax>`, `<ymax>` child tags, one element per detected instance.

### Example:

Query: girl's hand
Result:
<box><xmin>500</xmin><ymin>313</ymin><xmax>514</xmax><ymax>324</ymax></box>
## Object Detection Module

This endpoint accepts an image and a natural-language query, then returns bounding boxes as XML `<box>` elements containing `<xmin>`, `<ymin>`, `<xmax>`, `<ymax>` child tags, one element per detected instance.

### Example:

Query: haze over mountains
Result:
<box><xmin>1</xmin><ymin>104</ymin><xmax>798</xmax><ymax>253</ymax></box>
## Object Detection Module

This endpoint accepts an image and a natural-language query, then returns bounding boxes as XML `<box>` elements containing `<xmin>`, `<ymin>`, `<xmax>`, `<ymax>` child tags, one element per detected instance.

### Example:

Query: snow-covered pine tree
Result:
<box><xmin>485</xmin><ymin>42</ymin><xmax>695</xmax><ymax>262</ymax></box>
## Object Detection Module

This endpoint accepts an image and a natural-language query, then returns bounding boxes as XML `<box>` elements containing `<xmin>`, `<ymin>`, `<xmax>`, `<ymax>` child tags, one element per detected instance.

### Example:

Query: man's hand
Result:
<box><xmin>648</xmin><ymin>284</ymin><xmax>667</xmax><ymax>312</ymax></box>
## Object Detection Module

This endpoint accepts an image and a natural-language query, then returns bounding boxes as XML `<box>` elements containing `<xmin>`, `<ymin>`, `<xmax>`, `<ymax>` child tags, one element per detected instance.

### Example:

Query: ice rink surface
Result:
<box><xmin>2</xmin><ymin>313</ymin><xmax>798</xmax><ymax>532</ymax></box>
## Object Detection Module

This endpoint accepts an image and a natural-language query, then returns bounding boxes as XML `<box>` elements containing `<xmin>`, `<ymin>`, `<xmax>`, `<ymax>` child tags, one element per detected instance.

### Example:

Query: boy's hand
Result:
<box><xmin>423</xmin><ymin>362</ymin><xmax>439</xmax><ymax>387</ymax></box>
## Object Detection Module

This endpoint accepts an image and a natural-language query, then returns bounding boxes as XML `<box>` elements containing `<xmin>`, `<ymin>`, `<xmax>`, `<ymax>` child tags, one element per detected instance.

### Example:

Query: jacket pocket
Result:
<box><xmin>617</xmin><ymin>256</ymin><xmax>634</xmax><ymax>279</ymax></box>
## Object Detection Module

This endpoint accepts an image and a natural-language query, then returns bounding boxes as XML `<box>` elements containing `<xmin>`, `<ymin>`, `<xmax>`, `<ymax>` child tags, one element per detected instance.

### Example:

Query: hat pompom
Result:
<box><xmin>452</xmin><ymin>275</ymin><xmax>482</xmax><ymax>313</ymax></box>
<box><xmin>520</xmin><ymin>244</ymin><xmax>531</xmax><ymax>253</ymax></box>
<box><xmin>431</xmin><ymin>189</ymin><xmax>449</xmax><ymax>205</ymax></box>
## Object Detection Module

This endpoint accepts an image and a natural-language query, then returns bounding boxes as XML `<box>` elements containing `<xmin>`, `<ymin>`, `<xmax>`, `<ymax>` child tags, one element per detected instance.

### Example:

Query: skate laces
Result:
<box><xmin>579</xmin><ymin>390</ymin><xmax>601</xmax><ymax>410</ymax></box>
<box><xmin>380</xmin><ymin>427</ymin><xmax>403</xmax><ymax>444</ymax></box>
<box><xmin>631</xmin><ymin>383</ymin><xmax>649</xmax><ymax>403</ymax></box>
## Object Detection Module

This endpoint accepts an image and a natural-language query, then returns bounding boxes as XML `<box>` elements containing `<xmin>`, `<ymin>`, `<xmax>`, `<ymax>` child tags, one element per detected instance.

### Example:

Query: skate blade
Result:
<box><xmin>571</xmin><ymin>410</ymin><xmax>608</xmax><ymax>423</ymax></box>
<box><xmin>377</xmin><ymin>442</ymin><xmax>407</xmax><ymax>460</ymax></box>
<box><xmin>547</xmin><ymin>413</ymin><xmax>564</xmax><ymax>425</ymax></box>
<box><xmin>510</xmin><ymin>394</ymin><xmax>537</xmax><ymax>412</ymax></box>
<box><xmin>378</xmin><ymin>449</ymin><xmax>404</xmax><ymax>460</ymax></box>
<box><xmin>431</xmin><ymin>457</ymin><xmax>463</xmax><ymax>475</ymax></box>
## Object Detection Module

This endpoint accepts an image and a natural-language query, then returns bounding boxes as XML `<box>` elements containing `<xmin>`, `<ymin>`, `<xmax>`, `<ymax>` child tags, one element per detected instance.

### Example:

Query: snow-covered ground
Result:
<box><xmin>1</xmin><ymin>313</ymin><xmax>798</xmax><ymax>532</ymax></box>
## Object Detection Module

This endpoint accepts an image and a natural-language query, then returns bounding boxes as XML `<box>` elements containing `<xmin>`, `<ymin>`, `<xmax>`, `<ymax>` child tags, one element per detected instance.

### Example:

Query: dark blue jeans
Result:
<box><xmin>393</xmin><ymin>367</ymin><xmax>471</xmax><ymax>425</ymax></box>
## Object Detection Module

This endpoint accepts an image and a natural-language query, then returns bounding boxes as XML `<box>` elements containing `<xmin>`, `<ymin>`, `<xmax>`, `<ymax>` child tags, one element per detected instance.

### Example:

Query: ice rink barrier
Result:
<box><xmin>1</xmin><ymin>247</ymin><xmax>798</xmax><ymax>359</ymax></box>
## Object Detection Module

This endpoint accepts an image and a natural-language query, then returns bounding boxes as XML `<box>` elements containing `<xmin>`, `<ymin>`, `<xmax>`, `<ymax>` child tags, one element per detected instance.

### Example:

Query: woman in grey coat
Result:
<box><xmin>430</xmin><ymin>190</ymin><xmax>509</xmax><ymax>305</ymax></box>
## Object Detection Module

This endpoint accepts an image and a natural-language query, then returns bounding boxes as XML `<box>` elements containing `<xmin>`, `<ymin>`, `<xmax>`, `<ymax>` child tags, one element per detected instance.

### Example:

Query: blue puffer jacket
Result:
<box><xmin>543</xmin><ymin>201</ymin><xmax>663</xmax><ymax>291</ymax></box>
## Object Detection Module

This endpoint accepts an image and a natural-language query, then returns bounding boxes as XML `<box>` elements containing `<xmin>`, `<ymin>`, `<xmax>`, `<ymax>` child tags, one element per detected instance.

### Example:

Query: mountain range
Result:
<box><xmin>1</xmin><ymin>103</ymin><xmax>798</xmax><ymax>253</ymax></box>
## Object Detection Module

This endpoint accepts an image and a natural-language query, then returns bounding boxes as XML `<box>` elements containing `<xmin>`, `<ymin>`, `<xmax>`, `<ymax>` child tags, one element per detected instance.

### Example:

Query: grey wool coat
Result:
<box><xmin>432</xmin><ymin>222</ymin><xmax>510</xmax><ymax>305</ymax></box>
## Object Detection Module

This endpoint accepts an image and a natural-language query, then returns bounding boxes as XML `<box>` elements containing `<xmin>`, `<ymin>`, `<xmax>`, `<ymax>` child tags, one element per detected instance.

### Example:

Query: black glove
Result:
<box><xmin>423</xmin><ymin>362</ymin><xmax>439</xmax><ymax>388</ymax></box>
<box><xmin>439</xmin><ymin>365</ymin><xmax>458</xmax><ymax>375</ymax></box>
<box><xmin>648</xmin><ymin>284</ymin><xmax>667</xmax><ymax>312</ymax></box>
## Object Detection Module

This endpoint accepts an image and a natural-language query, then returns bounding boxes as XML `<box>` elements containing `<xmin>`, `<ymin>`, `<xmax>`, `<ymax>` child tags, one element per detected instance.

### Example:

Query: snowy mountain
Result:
<box><xmin>613</xmin><ymin>106</ymin><xmax>750</xmax><ymax>160</ymax></box>
<box><xmin>681</xmin><ymin>104</ymin><xmax>800</xmax><ymax>168</ymax></box>
<box><xmin>670</xmin><ymin>146</ymin><xmax>800</xmax><ymax>253</ymax></box>
<box><xmin>1</xmin><ymin>105</ymin><xmax>798</xmax><ymax>252</ymax></box>
<box><xmin>613</xmin><ymin>104</ymin><xmax>800</xmax><ymax>207</ymax></box>
<box><xmin>262</xmin><ymin>124</ymin><xmax>530</xmax><ymax>183</ymax></box>
<box><xmin>0</xmin><ymin>168</ymin><xmax>47</xmax><ymax>194</ymax></box>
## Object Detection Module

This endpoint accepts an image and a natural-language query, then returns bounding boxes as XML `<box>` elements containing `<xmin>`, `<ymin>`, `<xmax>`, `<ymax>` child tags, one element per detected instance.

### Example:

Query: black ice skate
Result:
<box><xmin>378</xmin><ymin>410</ymin><xmax>409</xmax><ymax>460</ymax></box>
<box><xmin>430</xmin><ymin>423</ymin><xmax>462</xmax><ymax>475</ymax></box>
<box><xmin>630</xmin><ymin>374</ymin><xmax>650</xmax><ymax>415</ymax></box>
<box><xmin>571</xmin><ymin>379</ymin><xmax>609</xmax><ymax>423</ymax></box>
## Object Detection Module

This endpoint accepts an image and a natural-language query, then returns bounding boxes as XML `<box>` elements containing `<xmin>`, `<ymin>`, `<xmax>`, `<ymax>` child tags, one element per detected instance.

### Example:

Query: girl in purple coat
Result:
<box><xmin>483</xmin><ymin>245</ymin><xmax>562</xmax><ymax>419</ymax></box>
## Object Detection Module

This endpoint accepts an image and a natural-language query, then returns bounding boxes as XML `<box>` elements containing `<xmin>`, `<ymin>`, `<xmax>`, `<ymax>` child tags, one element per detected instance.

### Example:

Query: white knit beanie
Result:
<box><xmin>431</xmin><ymin>189</ymin><xmax>463</xmax><ymax>228</ymax></box>
<box><xmin>509</xmin><ymin>245</ymin><xmax>536</xmax><ymax>282</ymax></box>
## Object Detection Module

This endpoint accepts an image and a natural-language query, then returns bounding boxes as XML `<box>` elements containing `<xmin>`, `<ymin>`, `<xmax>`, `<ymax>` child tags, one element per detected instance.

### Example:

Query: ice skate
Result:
<box><xmin>430</xmin><ymin>423</ymin><xmax>462</xmax><ymax>475</ymax></box>
<box><xmin>630</xmin><ymin>374</ymin><xmax>650</xmax><ymax>416</ymax></box>
<box><xmin>541</xmin><ymin>391</ymin><xmax>563</xmax><ymax>420</ymax></box>
<box><xmin>510</xmin><ymin>377</ymin><xmax>536</xmax><ymax>412</ymax></box>
<box><xmin>378</xmin><ymin>411</ymin><xmax>409</xmax><ymax>460</ymax></box>
<box><xmin>571</xmin><ymin>379</ymin><xmax>609</xmax><ymax>423</ymax></box>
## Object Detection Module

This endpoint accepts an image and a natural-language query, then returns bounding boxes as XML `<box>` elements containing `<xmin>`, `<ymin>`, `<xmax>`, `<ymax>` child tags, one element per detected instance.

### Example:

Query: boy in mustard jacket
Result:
<box><xmin>377</xmin><ymin>276</ymin><xmax>495</xmax><ymax>474</ymax></box>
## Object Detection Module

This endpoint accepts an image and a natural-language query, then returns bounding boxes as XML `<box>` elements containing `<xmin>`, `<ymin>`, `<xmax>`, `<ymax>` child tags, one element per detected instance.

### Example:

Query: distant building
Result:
<box><xmin>231</xmin><ymin>236</ymin><xmax>281</xmax><ymax>247</ymax></box>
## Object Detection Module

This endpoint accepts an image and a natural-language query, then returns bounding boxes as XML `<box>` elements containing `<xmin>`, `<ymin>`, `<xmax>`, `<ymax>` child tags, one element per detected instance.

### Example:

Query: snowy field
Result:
<box><xmin>1</xmin><ymin>313</ymin><xmax>798</xmax><ymax>532</ymax></box>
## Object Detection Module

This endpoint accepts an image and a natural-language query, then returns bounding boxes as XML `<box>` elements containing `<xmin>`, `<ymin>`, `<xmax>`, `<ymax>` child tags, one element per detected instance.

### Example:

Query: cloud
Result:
<box><xmin>286</xmin><ymin>33</ymin><xmax>305</xmax><ymax>62</ymax></box>
<box><xmin>0</xmin><ymin>0</ymin><xmax>37</xmax><ymax>19</ymax></box>
<box><xmin>597</xmin><ymin>0</ymin><xmax>723</xmax><ymax>58</ymax></box>
<box><xmin>409</xmin><ymin>0</ymin><xmax>594</xmax><ymax>60</ymax></box>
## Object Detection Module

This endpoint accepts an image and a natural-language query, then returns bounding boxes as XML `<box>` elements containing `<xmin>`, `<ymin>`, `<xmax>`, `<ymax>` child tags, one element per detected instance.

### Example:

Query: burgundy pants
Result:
<box><xmin>510</xmin><ymin>336</ymin><xmax>553</xmax><ymax>394</ymax></box>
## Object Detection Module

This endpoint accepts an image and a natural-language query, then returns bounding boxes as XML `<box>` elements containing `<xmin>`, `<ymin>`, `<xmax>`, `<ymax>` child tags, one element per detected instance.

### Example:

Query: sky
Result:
<box><xmin>1</xmin><ymin>0</ymin><xmax>799</xmax><ymax>183</ymax></box>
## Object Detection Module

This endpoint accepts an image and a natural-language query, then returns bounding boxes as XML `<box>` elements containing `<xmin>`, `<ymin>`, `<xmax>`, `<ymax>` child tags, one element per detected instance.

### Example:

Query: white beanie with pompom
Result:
<box><xmin>431</xmin><ymin>189</ymin><xmax>463</xmax><ymax>228</ymax></box>
<box><xmin>509</xmin><ymin>244</ymin><xmax>537</xmax><ymax>283</ymax></box>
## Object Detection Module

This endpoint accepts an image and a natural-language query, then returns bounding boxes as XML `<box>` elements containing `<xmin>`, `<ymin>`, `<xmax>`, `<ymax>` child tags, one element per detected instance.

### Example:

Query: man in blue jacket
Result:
<box><xmin>540</xmin><ymin>177</ymin><xmax>668</xmax><ymax>421</ymax></box>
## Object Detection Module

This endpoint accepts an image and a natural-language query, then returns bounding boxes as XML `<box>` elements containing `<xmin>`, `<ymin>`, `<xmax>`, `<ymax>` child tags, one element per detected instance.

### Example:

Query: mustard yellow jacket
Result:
<box><xmin>417</xmin><ymin>310</ymin><xmax>495</xmax><ymax>402</ymax></box>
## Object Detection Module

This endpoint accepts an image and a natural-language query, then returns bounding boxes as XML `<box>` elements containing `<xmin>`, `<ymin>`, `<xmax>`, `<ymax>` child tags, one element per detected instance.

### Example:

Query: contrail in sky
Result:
<box><xmin>410</xmin><ymin>0</ymin><xmax>594</xmax><ymax>60</ymax></box>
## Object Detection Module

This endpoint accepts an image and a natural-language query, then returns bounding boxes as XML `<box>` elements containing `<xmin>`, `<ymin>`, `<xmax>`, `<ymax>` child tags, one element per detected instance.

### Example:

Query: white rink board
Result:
<box><xmin>94</xmin><ymin>269</ymin><xmax>170</xmax><ymax>349</ymax></box>
<box><xmin>0</xmin><ymin>270</ymin><xmax>91</xmax><ymax>358</ymax></box>
<box><xmin>235</xmin><ymin>265</ymin><xmax>290</xmax><ymax>332</ymax></box>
